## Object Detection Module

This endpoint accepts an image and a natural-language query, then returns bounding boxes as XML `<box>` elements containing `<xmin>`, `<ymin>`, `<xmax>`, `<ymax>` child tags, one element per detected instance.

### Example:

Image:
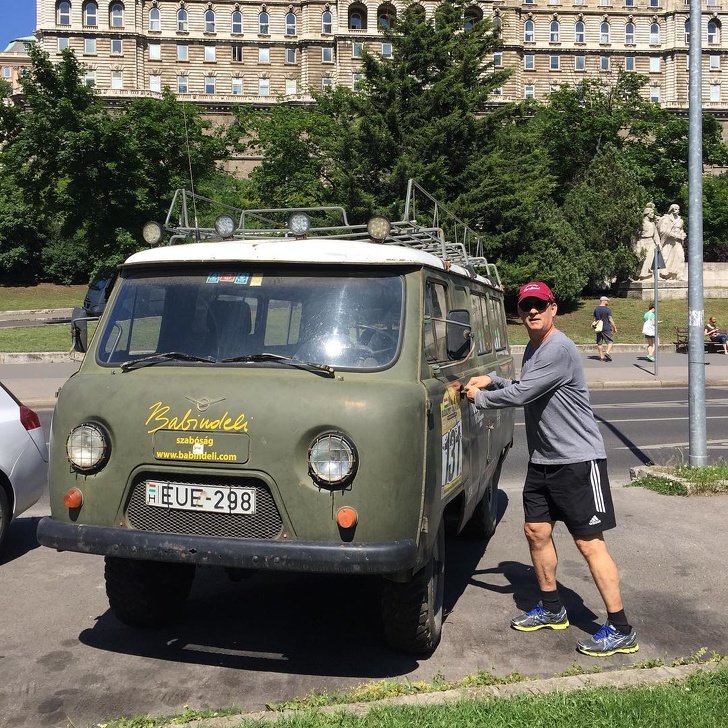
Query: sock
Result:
<box><xmin>540</xmin><ymin>590</ymin><xmax>562</xmax><ymax>613</ymax></box>
<box><xmin>607</xmin><ymin>610</ymin><xmax>632</xmax><ymax>635</ymax></box>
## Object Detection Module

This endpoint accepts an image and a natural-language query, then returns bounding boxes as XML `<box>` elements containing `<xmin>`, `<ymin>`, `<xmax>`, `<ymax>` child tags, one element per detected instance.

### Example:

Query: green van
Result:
<box><xmin>37</xmin><ymin>181</ymin><xmax>514</xmax><ymax>654</ymax></box>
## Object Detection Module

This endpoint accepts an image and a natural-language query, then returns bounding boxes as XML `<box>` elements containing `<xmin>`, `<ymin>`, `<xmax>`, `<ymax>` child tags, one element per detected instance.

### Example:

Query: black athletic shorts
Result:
<box><xmin>523</xmin><ymin>460</ymin><xmax>616</xmax><ymax>536</ymax></box>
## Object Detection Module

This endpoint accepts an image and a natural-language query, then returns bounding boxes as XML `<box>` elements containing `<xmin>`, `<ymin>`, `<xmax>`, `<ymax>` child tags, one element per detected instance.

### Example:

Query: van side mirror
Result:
<box><xmin>446</xmin><ymin>309</ymin><xmax>471</xmax><ymax>361</ymax></box>
<box><xmin>71</xmin><ymin>308</ymin><xmax>88</xmax><ymax>353</ymax></box>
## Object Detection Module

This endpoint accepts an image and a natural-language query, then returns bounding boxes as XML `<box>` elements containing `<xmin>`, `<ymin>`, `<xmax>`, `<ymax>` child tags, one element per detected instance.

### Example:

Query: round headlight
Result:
<box><xmin>214</xmin><ymin>213</ymin><xmax>236</xmax><ymax>238</ymax></box>
<box><xmin>367</xmin><ymin>215</ymin><xmax>391</xmax><ymax>242</ymax></box>
<box><xmin>308</xmin><ymin>433</ymin><xmax>358</xmax><ymax>487</ymax></box>
<box><xmin>67</xmin><ymin>423</ymin><xmax>110</xmax><ymax>473</ymax></box>
<box><xmin>288</xmin><ymin>212</ymin><xmax>311</xmax><ymax>237</ymax></box>
<box><xmin>142</xmin><ymin>220</ymin><xmax>164</xmax><ymax>246</ymax></box>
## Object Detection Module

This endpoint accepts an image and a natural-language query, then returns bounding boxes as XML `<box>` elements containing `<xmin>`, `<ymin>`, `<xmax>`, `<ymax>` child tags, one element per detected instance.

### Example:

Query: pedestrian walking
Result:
<box><xmin>593</xmin><ymin>296</ymin><xmax>616</xmax><ymax>362</ymax></box>
<box><xmin>463</xmin><ymin>281</ymin><xmax>638</xmax><ymax>657</ymax></box>
<box><xmin>642</xmin><ymin>304</ymin><xmax>656</xmax><ymax>362</ymax></box>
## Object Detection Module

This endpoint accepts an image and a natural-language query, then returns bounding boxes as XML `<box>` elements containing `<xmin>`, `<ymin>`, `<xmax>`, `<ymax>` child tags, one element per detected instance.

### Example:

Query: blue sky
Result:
<box><xmin>1</xmin><ymin>0</ymin><xmax>36</xmax><ymax>48</ymax></box>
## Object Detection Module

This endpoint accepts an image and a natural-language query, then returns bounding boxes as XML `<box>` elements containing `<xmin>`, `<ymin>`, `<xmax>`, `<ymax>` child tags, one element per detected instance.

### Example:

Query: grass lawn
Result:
<box><xmin>0</xmin><ymin>283</ymin><xmax>86</xmax><ymax>311</ymax></box>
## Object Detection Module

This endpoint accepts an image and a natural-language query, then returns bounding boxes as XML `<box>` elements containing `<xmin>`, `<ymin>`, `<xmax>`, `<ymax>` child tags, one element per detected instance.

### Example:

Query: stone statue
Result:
<box><xmin>657</xmin><ymin>204</ymin><xmax>686</xmax><ymax>280</ymax></box>
<box><xmin>635</xmin><ymin>204</ymin><xmax>660</xmax><ymax>279</ymax></box>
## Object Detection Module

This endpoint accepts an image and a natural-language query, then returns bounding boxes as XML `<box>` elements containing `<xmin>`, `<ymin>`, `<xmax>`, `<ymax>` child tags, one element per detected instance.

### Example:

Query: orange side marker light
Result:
<box><xmin>63</xmin><ymin>487</ymin><xmax>83</xmax><ymax>509</ymax></box>
<box><xmin>336</xmin><ymin>507</ymin><xmax>358</xmax><ymax>529</ymax></box>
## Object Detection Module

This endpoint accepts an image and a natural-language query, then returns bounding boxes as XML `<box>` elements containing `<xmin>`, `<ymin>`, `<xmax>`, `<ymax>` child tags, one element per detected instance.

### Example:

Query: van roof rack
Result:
<box><xmin>156</xmin><ymin>179</ymin><xmax>500</xmax><ymax>286</ymax></box>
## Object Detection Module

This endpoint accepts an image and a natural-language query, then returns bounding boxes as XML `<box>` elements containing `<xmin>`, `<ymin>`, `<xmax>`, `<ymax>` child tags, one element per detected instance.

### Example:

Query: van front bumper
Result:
<box><xmin>36</xmin><ymin>517</ymin><xmax>419</xmax><ymax>574</ymax></box>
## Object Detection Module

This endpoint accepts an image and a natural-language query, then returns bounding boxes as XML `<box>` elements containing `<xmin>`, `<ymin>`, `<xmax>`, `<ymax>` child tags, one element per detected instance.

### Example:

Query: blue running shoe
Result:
<box><xmin>511</xmin><ymin>601</ymin><xmax>569</xmax><ymax>631</ymax></box>
<box><xmin>576</xmin><ymin>622</ymin><xmax>639</xmax><ymax>657</ymax></box>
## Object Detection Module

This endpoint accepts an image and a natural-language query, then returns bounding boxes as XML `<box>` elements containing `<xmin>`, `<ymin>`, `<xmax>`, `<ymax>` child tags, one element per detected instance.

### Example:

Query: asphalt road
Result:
<box><xmin>1</xmin><ymin>391</ymin><xmax>727</xmax><ymax>728</ymax></box>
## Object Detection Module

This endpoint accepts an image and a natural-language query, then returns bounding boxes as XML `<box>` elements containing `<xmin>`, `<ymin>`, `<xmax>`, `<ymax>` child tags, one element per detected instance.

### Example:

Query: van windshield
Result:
<box><xmin>96</xmin><ymin>267</ymin><xmax>404</xmax><ymax>370</ymax></box>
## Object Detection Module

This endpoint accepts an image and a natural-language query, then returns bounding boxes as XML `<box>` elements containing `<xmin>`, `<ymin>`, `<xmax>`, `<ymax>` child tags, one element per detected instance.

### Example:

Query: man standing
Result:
<box><xmin>463</xmin><ymin>281</ymin><xmax>637</xmax><ymax>657</ymax></box>
<box><xmin>594</xmin><ymin>295</ymin><xmax>616</xmax><ymax>362</ymax></box>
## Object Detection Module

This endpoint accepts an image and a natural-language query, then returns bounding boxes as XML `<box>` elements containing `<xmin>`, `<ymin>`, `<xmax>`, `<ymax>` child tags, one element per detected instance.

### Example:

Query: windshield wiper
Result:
<box><xmin>120</xmin><ymin>351</ymin><xmax>217</xmax><ymax>372</ymax></box>
<box><xmin>221</xmin><ymin>352</ymin><xmax>335</xmax><ymax>376</ymax></box>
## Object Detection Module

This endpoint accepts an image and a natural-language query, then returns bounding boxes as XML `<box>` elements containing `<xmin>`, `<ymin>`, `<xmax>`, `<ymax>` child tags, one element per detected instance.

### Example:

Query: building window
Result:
<box><xmin>232</xmin><ymin>77</ymin><xmax>243</xmax><ymax>95</ymax></box>
<box><xmin>600</xmin><ymin>55</ymin><xmax>610</xmax><ymax>71</ymax></box>
<box><xmin>685</xmin><ymin>20</ymin><xmax>690</xmax><ymax>44</ymax></box>
<box><xmin>259</xmin><ymin>12</ymin><xmax>269</xmax><ymax>34</ymax></box>
<box><xmin>177</xmin><ymin>8</ymin><xmax>188</xmax><ymax>32</ymax></box>
<box><xmin>205</xmin><ymin>75</ymin><xmax>216</xmax><ymax>94</ymax></box>
<box><xmin>574</xmin><ymin>54</ymin><xmax>585</xmax><ymax>70</ymax></box>
<box><xmin>84</xmin><ymin>70</ymin><xmax>96</xmax><ymax>87</ymax></box>
<box><xmin>205</xmin><ymin>9</ymin><xmax>216</xmax><ymax>33</ymax></box>
<box><xmin>177</xmin><ymin>44</ymin><xmax>188</xmax><ymax>61</ymax></box>
<box><xmin>58</xmin><ymin>37</ymin><xmax>70</xmax><ymax>52</ymax></box>
<box><xmin>84</xmin><ymin>2</ymin><xmax>98</xmax><ymax>26</ymax></box>
<box><xmin>286</xmin><ymin>47</ymin><xmax>296</xmax><ymax>63</ymax></box>
<box><xmin>205</xmin><ymin>45</ymin><xmax>216</xmax><ymax>62</ymax></box>
<box><xmin>464</xmin><ymin>7</ymin><xmax>482</xmax><ymax>28</ymax></box>
<box><xmin>625</xmin><ymin>22</ymin><xmax>635</xmax><ymax>45</ymax></box>
<box><xmin>524</xmin><ymin>53</ymin><xmax>535</xmax><ymax>70</ymax></box>
<box><xmin>710</xmin><ymin>83</ymin><xmax>721</xmax><ymax>101</ymax></box>
<box><xmin>353</xmin><ymin>42</ymin><xmax>363</xmax><ymax>58</ymax></box>
<box><xmin>625</xmin><ymin>55</ymin><xmax>635</xmax><ymax>71</ymax></box>
<box><xmin>2</xmin><ymin>67</ymin><xmax>11</xmax><ymax>78</ymax></box>
<box><xmin>379</xmin><ymin>5</ymin><xmax>396</xmax><ymax>29</ymax></box>
<box><xmin>550</xmin><ymin>20</ymin><xmax>560</xmax><ymax>43</ymax></box>
<box><xmin>322</xmin><ymin>47</ymin><xmax>333</xmax><ymax>62</ymax></box>
<box><xmin>322</xmin><ymin>10</ymin><xmax>332</xmax><ymax>33</ymax></box>
<box><xmin>650</xmin><ymin>23</ymin><xmax>660</xmax><ymax>45</ymax></box>
<box><xmin>148</xmin><ymin>43</ymin><xmax>160</xmax><ymax>60</ymax></box>
<box><xmin>177</xmin><ymin>75</ymin><xmax>188</xmax><ymax>93</ymax></box>
<box><xmin>650</xmin><ymin>56</ymin><xmax>660</xmax><ymax>72</ymax></box>
<box><xmin>322</xmin><ymin>76</ymin><xmax>333</xmax><ymax>88</ymax></box>
<box><xmin>150</xmin><ymin>74</ymin><xmax>161</xmax><ymax>92</ymax></box>
<box><xmin>686</xmin><ymin>54</ymin><xmax>690</xmax><ymax>70</ymax></box>
<box><xmin>232</xmin><ymin>44</ymin><xmax>243</xmax><ymax>61</ymax></box>
<box><xmin>110</xmin><ymin>3</ymin><xmax>123</xmax><ymax>28</ymax></box>
<box><xmin>600</xmin><ymin>21</ymin><xmax>610</xmax><ymax>44</ymax></box>
<box><xmin>111</xmin><ymin>38</ymin><xmax>123</xmax><ymax>55</ymax></box>
<box><xmin>111</xmin><ymin>70</ymin><xmax>123</xmax><ymax>89</ymax></box>
<box><xmin>649</xmin><ymin>0</ymin><xmax>659</xmax><ymax>6</ymax></box>
<box><xmin>625</xmin><ymin>0</ymin><xmax>634</xmax><ymax>5</ymax></box>
<box><xmin>524</xmin><ymin>84</ymin><xmax>535</xmax><ymax>99</ymax></box>
<box><xmin>550</xmin><ymin>55</ymin><xmax>560</xmax><ymax>70</ymax></box>
<box><xmin>353</xmin><ymin>72</ymin><xmax>364</xmax><ymax>90</ymax></box>
<box><xmin>382</xmin><ymin>42</ymin><xmax>393</xmax><ymax>58</ymax></box>
<box><xmin>349</xmin><ymin>4</ymin><xmax>367</xmax><ymax>30</ymax></box>
<box><xmin>575</xmin><ymin>21</ymin><xmax>585</xmax><ymax>43</ymax></box>
<box><xmin>258</xmin><ymin>78</ymin><xmax>270</xmax><ymax>96</ymax></box>
<box><xmin>650</xmin><ymin>86</ymin><xmax>660</xmax><ymax>103</ymax></box>
<box><xmin>232</xmin><ymin>10</ymin><xmax>243</xmax><ymax>34</ymax></box>
<box><xmin>84</xmin><ymin>37</ymin><xmax>96</xmax><ymax>53</ymax></box>
<box><xmin>149</xmin><ymin>6</ymin><xmax>160</xmax><ymax>31</ymax></box>
<box><xmin>57</xmin><ymin>1</ymin><xmax>71</xmax><ymax>25</ymax></box>
<box><xmin>493</xmin><ymin>51</ymin><xmax>502</xmax><ymax>67</ymax></box>
<box><xmin>524</xmin><ymin>20</ymin><xmax>535</xmax><ymax>42</ymax></box>
<box><xmin>259</xmin><ymin>47</ymin><xmax>269</xmax><ymax>63</ymax></box>
<box><xmin>286</xmin><ymin>12</ymin><xmax>296</xmax><ymax>35</ymax></box>
<box><xmin>285</xmin><ymin>79</ymin><xmax>297</xmax><ymax>95</ymax></box>
<box><xmin>710</xmin><ymin>54</ymin><xmax>721</xmax><ymax>70</ymax></box>
<box><xmin>708</xmin><ymin>20</ymin><xmax>720</xmax><ymax>44</ymax></box>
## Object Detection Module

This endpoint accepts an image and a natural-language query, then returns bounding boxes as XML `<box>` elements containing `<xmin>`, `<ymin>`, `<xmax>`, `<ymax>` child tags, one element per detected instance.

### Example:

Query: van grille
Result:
<box><xmin>125</xmin><ymin>473</ymin><xmax>283</xmax><ymax>539</ymax></box>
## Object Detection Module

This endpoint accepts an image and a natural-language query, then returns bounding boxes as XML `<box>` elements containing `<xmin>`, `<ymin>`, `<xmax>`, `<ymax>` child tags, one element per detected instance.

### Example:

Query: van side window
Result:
<box><xmin>489</xmin><ymin>296</ymin><xmax>507</xmax><ymax>351</ymax></box>
<box><xmin>264</xmin><ymin>299</ymin><xmax>302</xmax><ymax>346</ymax></box>
<box><xmin>424</xmin><ymin>281</ymin><xmax>448</xmax><ymax>362</ymax></box>
<box><xmin>471</xmin><ymin>293</ymin><xmax>493</xmax><ymax>355</ymax></box>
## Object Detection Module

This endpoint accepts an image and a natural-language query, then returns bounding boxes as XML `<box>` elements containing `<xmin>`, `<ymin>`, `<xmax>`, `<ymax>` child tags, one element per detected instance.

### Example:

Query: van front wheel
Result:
<box><xmin>104</xmin><ymin>557</ymin><xmax>195</xmax><ymax>628</ymax></box>
<box><xmin>381</xmin><ymin>522</ymin><xmax>445</xmax><ymax>655</ymax></box>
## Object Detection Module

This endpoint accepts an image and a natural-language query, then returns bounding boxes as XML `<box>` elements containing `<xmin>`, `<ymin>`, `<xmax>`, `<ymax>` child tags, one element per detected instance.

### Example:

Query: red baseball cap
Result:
<box><xmin>517</xmin><ymin>281</ymin><xmax>554</xmax><ymax>305</ymax></box>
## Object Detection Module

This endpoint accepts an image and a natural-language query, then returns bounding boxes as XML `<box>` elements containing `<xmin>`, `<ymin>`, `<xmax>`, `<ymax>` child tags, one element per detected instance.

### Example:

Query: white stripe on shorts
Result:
<box><xmin>590</xmin><ymin>460</ymin><xmax>606</xmax><ymax>513</ymax></box>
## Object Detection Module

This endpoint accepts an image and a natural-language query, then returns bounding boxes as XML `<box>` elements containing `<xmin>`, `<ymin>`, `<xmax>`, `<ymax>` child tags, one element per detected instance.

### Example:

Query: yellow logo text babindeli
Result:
<box><xmin>146</xmin><ymin>401</ymin><xmax>249</xmax><ymax>434</ymax></box>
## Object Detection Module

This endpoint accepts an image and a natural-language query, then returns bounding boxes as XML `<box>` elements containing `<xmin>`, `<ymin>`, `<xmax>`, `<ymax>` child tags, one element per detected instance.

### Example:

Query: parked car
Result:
<box><xmin>83</xmin><ymin>278</ymin><xmax>111</xmax><ymax>316</ymax></box>
<box><xmin>0</xmin><ymin>383</ymin><xmax>48</xmax><ymax>550</ymax></box>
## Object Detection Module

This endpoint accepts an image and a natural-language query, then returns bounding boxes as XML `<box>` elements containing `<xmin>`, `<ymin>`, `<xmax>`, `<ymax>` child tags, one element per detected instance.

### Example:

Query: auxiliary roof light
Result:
<box><xmin>142</xmin><ymin>220</ymin><xmax>165</xmax><ymax>247</ymax></box>
<box><xmin>287</xmin><ymin>211</ymin><xmax>311</xmax><ymax>237</ymax></box>
<box><xmin>367</xmin><ymin>215</ymin><xmax>391</xmax><ymax>243</ymax></box>
<box><xmin>214</xmin><ymin>213</ymin><xmax>237</xmax><ymax>239</ymax></box>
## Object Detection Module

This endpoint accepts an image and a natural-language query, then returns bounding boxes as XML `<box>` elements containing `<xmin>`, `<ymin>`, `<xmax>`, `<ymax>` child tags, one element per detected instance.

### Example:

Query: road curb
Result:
<box><xmin>160</xmin><ymin>662</ymin><xmax>723</xmax><ymax>727</ymax></box>
<box><xmin>0</xmin><ymin>351</ymin><xmax>75</xmax><ymax>365</ymax></box>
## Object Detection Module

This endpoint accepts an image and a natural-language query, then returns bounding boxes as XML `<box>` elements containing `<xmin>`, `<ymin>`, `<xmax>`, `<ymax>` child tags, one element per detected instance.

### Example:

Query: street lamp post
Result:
<box><xmin>653</xmin><ymin>245</ymin><xmax>667</xmax><ymax>377</ymax></box>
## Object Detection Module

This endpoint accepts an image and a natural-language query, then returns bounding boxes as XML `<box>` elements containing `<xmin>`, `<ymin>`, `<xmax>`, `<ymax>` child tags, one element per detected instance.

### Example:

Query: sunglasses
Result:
<box><xmin>518</xmin><ymin>298</ymin><xmax>552</xmax><ymax>313</ymax></box>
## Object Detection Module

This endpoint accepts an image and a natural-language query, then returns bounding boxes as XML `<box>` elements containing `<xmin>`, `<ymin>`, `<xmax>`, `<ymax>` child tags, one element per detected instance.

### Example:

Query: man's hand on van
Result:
<box><xmin>464</xmin><ymin>375</ymin><xmax>492</xmax><ymax>401</ymax></box>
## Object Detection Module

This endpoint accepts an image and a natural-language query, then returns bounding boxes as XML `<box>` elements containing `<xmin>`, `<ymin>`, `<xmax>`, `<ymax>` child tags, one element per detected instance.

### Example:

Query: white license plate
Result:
<box><xmin>145</xmin><ymin>481</ymin><xmax>256</xmax><ymax>515</ymax></box>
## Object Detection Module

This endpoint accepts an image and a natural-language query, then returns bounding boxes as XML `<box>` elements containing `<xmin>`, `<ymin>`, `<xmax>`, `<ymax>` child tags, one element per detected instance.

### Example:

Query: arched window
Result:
<box><xmin>625</xmin><ymin>21</ymin><xmax>635</xmax><ymax>44</ymax></box>
<box><xmin>286</xmin><ymin>12</ymin><xmax>296</xmax><ymax>35</ymax></box>
<box><xmin>148</xmin><ymin>6</ymin><xmax>160</xmax><ymax>31</ymax></box>
<box><xmin>464</xmin><ymin>7</ymin><xmax>482</xmax><ymax>30</ymax></box>
<box><xmin>349</xmin><ymin>11</ymin><xmax>363</xmax><ymax>29</ymax></box>
<box><xmin>259</xmin><ymin>11</ymin><xmax>269</xmax><ymax>34</ymax></box>
<box><xmin>650</xmin><ymin>22</ymin><xmax>660</xmax><ymax>44</ymax></box>
<box><xmin>232</xmin><ymin>10</ymin><xmax>243</xmax><ymax>33</ymax></box>
<box><xmin>600</xmin><ymin>20</ymin><xmax>610</xmax><ymax>44</ymax></box>
<box><xmin>524</xmin><ymin>19</ymin><xmax>535</xmax><ymax>42</ymax></box>
<box><xmin>550</xmin><ymin>20</ymin><xmax>560</xmax><ymax>42</ymax></box>
<box><xmin>575</xmin><ymin>20</ymin><xmax>585</xmax><ymax>43</ymax></box>
<box><xmin>177</xmin><ymin>7</ymin><xmax>188</xmax><ymax>32</ymax></box>
<box><xmin>708</xmin><ymin>19</ymin><xmax>720</xmax><ymax>44</ymax></box>
<box><xmin>378</xmin><ymin>4</ymin><xmax>396</xmax><ymax>29</ymax></box>
<box><xmin>84</xmin><ymin>1</ymin><xmax>98</xmax><ymax>26</ymax></box>
<box><xmin>322</xmin><ymin>10</ymin><xmax>332</xmax><ymax>33</ymax></box>
<box><xmin>684</xmin><ymin>19</ymin><xmax>690</xmax><ymax>44</ymax></box>
<box><xmin>110</xmin><ymin>2</ymin><xmax>123</xmax><ymax>27</ymax></box>
<box><xmin>57</xmin><ymin>1</ymin><xmax>71</xmax><ymax>25</ymax></box>
<box><xmin>205</xmin><ymin>9</ymin><xmax>216</xmax><ymax>33</ymax></box>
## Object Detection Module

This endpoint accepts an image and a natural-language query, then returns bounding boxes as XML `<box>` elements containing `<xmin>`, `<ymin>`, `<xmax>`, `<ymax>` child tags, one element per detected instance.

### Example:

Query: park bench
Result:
<box><xmin>674</xmin><ymin>326</ymin><xmax>727</xmax><ymax>353</ymax></box>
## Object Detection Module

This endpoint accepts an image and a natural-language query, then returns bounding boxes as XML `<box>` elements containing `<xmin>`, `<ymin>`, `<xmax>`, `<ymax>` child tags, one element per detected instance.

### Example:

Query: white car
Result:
<box><xmin>0</xmin><ymin>382</ymin><xmax>48</xmax><ymax>550</ymax></box>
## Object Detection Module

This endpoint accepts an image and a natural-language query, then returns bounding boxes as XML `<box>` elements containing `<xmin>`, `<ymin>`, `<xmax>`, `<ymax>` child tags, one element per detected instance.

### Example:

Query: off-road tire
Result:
<box><xmin>0</xmin><ymin>486</ymin><xmax>10</xmax><ymax>551</ymax></box>
<box><xmin>381</xmin><ymin>522</ymin><xmax>445</xmax><ymax>655</ymax></box>
<box><xmin>104</xmin><ymin>557</ymin><xmax>195</xmax><ymax>628</ymax></box>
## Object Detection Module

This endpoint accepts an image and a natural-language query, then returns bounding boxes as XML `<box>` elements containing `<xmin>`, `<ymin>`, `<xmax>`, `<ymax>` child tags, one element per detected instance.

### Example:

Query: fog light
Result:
<box><xmin>336</xmin><ymin>507</ymin><xmax>358</xmax><ymax>529</ymax></box>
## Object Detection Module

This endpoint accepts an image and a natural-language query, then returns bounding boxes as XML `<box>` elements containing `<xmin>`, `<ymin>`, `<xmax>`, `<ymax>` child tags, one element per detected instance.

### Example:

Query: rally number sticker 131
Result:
<box><xmin>440</xmin><ymin>388</ymin><xmax>463</xmax><ymax>495</ymax></box>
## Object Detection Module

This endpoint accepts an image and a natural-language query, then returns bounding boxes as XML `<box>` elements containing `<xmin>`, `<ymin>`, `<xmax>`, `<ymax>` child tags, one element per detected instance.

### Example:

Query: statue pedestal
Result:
<box><xmin>615</xmin><ymin>263</ymin><xmax>728</xmax><ymax>299</ymax></box>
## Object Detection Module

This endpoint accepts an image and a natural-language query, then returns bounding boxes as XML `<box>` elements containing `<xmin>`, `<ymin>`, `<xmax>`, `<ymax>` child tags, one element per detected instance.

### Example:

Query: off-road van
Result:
<box><xmin>38</xmin><ymin>181</ymin><xmax>514</xmax><ymax>654</ymax></box>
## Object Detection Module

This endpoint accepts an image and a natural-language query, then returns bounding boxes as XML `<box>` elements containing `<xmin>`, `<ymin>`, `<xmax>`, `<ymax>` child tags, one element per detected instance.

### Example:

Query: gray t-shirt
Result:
<box><xmin>474</xmin><ymin>329</ymin><xmax>606</xmax><ymax>464</ymax></box>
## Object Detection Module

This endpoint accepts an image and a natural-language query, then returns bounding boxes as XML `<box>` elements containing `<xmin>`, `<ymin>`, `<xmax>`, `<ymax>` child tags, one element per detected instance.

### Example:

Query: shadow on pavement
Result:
<box><xmin>0</xmin><ymin>516</ymin><xmax>42</xmax><ymax>566</ymax></box>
